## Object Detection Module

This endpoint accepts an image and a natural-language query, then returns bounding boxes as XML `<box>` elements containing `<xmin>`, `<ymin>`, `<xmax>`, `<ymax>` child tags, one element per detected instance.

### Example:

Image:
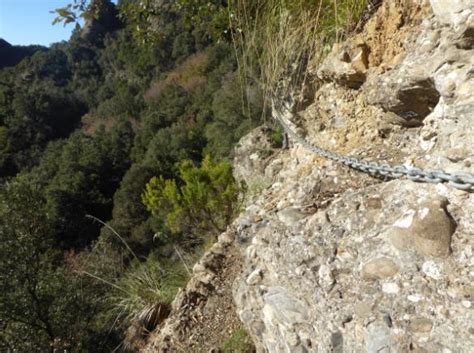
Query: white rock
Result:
<box><xmin>393</xmin><ymin>209</ymin><xmax>416</xmax><ymax>228</ymax></box>
<box><xmin>422</xmin><ymin>261</ymin><xmax>442</xmax><ymax>280</ymax></box>
<box><xmin>246</xmin><ymin>268</ymin><xmax>263</xmax><ymax>285</ymax></box>
<box><xmin>250</xmin><ymin>152</ymin><xmax>259</xmax><ymax>161</ymax></box>
<box><xmin>419</xmin><ymin>207</ymin><xmax>430</xmax><ymax>220</ymax></box>
<box><xmin>407</xmin><ymin>294</ymin><xmax>422</xmax><ymax>303</ymax></box>
<box><xmin>382</xmin><ymin>282</ymin><xmax>400</xmax><ymax>294</ymax></box>
<box><xmin>318</xmin><ymin>265</ymin><xmax>335</xmax><ymax>290</ymax></box>
<box><xmin>429</xmin><ymin>0</ymin><xmax>474</xmax><ymax>26</ymax></box>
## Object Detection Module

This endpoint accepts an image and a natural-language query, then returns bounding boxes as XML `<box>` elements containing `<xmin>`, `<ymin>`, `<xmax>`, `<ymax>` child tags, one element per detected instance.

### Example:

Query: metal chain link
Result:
<box><xmin>273</xmin><ymin>102</ymin><xmax>474</xmax><ymax>192</ymax></box>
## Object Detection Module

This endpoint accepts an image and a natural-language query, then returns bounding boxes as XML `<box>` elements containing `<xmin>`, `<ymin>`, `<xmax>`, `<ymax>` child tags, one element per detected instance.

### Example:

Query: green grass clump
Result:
<box><xmin>221</xmin><ymin>328</ymin><xmax>255</xmax><ymax>353</ymax></box>
<box><xmin>112</xmin><ymin>257</ymin><xmax>187</xmax><ymax>313</ymax></box>
<box><xmin>105</xmin><ymin>254</ymin><xmax>189</xmax><ymax>333</ymax></box>
<box><xmin>270</xmin><ymin>125</ymin><xmax>284</xmax><ymax>148</ymax></box>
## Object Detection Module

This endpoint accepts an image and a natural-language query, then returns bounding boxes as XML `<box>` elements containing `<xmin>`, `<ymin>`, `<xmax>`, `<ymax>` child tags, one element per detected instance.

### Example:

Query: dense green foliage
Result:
<box><xmin>0</xmin><ymin>180</ymin><xmax>117</xmax><ymax>351</ymax></box>
<box><xmin>142</xmin><ymin>156</ymin><xmax>238</xmax><ymax>238</ymax></box>
<box><xmin>0</xmin><ymin>39</ymin><xmax>45</xmax><ymax>69</ymax></box>
<box><xmin>0</xmin><ymin>0</ymin><xmax>260</xmax><ymax>350</ymax></box>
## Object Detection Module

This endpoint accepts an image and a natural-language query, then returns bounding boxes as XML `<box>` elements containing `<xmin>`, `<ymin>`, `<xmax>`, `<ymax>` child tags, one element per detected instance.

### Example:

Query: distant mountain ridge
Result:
<box><xmin>0</xmin><ymin>38</ymin><xmax>45</xmax><ymax>69</ymax></box>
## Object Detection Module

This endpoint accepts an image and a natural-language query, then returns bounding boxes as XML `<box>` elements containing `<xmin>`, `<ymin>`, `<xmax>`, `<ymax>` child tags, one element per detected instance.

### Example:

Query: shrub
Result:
<box><xmin>0</xmin><ymin>180</ymin><xmax>117</xmax><ymax>351</ymax></box>
<box><xmin>206</xmin><ymin>71</ymin><xmax>262</xmax><ymax>158</ymax></box>
<box><xmin>105</xmin><ymin>255</ymin><xmax>189</xmax><ymax>350</ymax></box>
<box><xmin>269</xmin><ymin>125</ymin><xmax>284</xmax><ymax>148</ymax></box>
<box><xmin>142</xmin><ymin>155</ymin><xmax>238</xmax><ymax>237</ymax></box>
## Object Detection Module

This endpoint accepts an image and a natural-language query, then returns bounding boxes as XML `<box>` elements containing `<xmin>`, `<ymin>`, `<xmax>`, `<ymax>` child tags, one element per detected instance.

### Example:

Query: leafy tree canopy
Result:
<box><xmin>0</xmin><ymin>180</ymin><xmax>116</xmax><ymax>351</ymax></box>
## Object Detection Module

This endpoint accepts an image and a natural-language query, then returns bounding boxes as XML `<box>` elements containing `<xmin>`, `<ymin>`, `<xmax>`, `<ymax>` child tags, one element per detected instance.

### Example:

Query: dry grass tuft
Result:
<box><xmin>123</xmin><ymin>302</ymin><xmax>171</xmax><ymax>351</ymax></box>
<box><xmin>229</xmin><ymin>0</ymin><xmax>368</xmax><ymax>107</ymax></box>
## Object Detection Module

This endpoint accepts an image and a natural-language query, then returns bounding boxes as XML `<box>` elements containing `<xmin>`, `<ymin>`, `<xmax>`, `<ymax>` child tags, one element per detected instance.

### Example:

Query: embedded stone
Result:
<box><xmin>365</xmin><ymin>196</ymin><xmax>382</xmax><ymax>209</ymax></box>
<box><xmin>354</xmin><ymin>301</ymin><xmax>373</xmax><ymax>318</ymax></box>
<box><xmin>246</xmin><ymin>268</ymin><xmax>264</xmax><ymax>285</ymax></box>
<box><xmin>318</xmin><ymin>264</ymin><xmax>335</xmax><ymax>291</ymax></box>
<box><xmin>388</xmin><ymin>198</ymin><xmax>455</xmax><ymax>258</ymax></box>
<box><xmin>409</xmin><ymin>318</ymin><xmax>433</xmax><ymax>333</ymax></box>
<box><xmin>362</xmin><ymin>258</ymin><xmax>399</xmax><ymax>280</ymax></box>
<box><xmin>219</xmin><ymin>231</ymin><xmax>234</xmax><ymax>245</ymax></box>
<box><xmin>193</xmin><ymin>263</ymin><xmax>207</xmax><ymax>274</ymax></box>
<box><xmin>317</xmin><ymin>42</ymin><xmax>369</xmax><ymax>88</ymax></box>
<box><xmin>422</xmin><ymin>261</ymin><xmax>442</xmax><ymax>279</ymax></box>
<box><xmin>388</xmin><ymin>209</ymin><xmax>416</xmax><ymax>251</ymax></box>
<box><xmin>365</xmin><ymin>322</ymin><xmax>393</xmax><ymax>353</ymax></box>
<box><xmin>277</xmin><ymin>207</ymin><xmax>306</xmax><ymax>227</ymax></box>
<box><xmin>263</xmin><ymin>287</ymin><xmax>309</xmax><ymax>324</ymax></box>
<box><xmin>382</xmin><ymin>282</ymin><xmax>400</xmax><ymax>294</ymax></box>
<box><xmin>412</xmin><ymin>201</ymin><xmax>455</xmax><ymax>258</ymax></box>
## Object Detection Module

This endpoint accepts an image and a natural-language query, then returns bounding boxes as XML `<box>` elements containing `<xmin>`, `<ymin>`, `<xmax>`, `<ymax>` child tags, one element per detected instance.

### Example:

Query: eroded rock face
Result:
<box><xmin>366</xmin><ymin>76</ymin><xmax>440</xmax><ymax>125</ymax></box>
<box><xmin>232</xmin><ymin>0</ymin><xmax>474</xmax><ymax>352</ymax></box>
<box><xmin>363</xmin><ymin>0</ymin><xmax>474</xmax><ymax>128</ymax></box>
<box><xmin>234</xmin><ymin>178</ymin><xmax>473</xmax><ymax>352</ymax></box>
<box><xmin>317</xmin><ymin>42</ymin><xmax>370</xmax><ymax>88</ymax></box>
<box><xmin>233</xmin><ymin>126</ymin><xmax>278</xmax><ymax>188</ymax></box>
<box><xmin>429</xmin><ymin>0</ymin><xmax>474</xmax><ymax>26</ymax></box>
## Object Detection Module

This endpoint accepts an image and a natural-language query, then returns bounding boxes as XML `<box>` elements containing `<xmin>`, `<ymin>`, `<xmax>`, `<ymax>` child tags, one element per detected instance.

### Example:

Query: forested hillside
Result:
<box><xmin>0</xmin><ymin>0</ymin><xmax>370</xmax><ymax>351</ymax></box>
<box><xmin>0</xmin><ymin>0</ymin><xmax>264</xmax><ymax>351</ymax></box>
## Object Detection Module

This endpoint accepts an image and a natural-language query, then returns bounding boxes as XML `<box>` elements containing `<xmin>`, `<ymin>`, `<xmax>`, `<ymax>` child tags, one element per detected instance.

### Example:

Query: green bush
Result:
<box><xmin>105</xmin><ymin>254</ymin><xmax>189</xmax><ymax>350</ymax></box>
<box><xmin>142</xmin><ymin>155</ymin><xmax>238</xmax><ymax>237</ymax></box>
<box><xmin>205</xmin><ymin>72</ymin><xmax>262</xmax><ymax>158</ymax></box>
<box><xmin>0</xmin><ymin>126</ymin><xmax>8</xmax><ymax>167</ymax></box>
<box><xmin>269</xmin><ymin>125</ymin><xmax>284</xmax><ymax>148</ymax></box>
<box><xmin>0</xmin><ymin>180</ymin><xmax>117</xmax><ymax>352</ymax></box>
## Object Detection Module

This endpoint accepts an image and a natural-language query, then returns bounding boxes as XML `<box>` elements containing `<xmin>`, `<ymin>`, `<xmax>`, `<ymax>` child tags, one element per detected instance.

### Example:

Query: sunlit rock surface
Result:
<box><xmin>233</xmin><ymin>0</ymin><xmax>473</xmax><ymax>352</ymax></box>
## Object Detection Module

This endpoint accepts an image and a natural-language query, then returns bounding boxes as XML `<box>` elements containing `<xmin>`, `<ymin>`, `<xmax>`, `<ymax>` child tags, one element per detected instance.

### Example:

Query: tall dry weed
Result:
<box><xmin>229</xmin><ymin>0</ymin><xmax>367</xmax><ymax>108</ymax></box>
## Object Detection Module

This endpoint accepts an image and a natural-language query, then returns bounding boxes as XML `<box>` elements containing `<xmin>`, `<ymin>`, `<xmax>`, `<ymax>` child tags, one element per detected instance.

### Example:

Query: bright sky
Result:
<box><xmin>0</xmin><ymin>0</ymin><xmax>116</xmax><ymax>47</ymax></box>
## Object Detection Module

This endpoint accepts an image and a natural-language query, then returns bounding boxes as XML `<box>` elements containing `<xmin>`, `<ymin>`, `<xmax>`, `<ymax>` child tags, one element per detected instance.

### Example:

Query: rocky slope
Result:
<box><xmin>144</xmin><ymin>0</ymin><xmax>473</xmax><ymax>351</ymax></box>
<box><xmin>233</xmin><ymin>0</ymin><xmax>474</xmax><ymax>352</ymax></box>
<box><xmin>142</xmin><ymin>230</ymin><xmax>246</xmax><ymax>352</ymax></box>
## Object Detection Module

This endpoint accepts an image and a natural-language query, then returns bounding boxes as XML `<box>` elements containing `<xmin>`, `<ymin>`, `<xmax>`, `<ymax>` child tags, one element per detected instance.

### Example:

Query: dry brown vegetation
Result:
<box><xmin>145</xmin><ymin>52</ymin><xmax>209</xmax><ymax>102</ymax></box>
<box><xmin>229</xmin><ymin>0</ymin><xmax>368</xmax><ymax>104</ymax></box>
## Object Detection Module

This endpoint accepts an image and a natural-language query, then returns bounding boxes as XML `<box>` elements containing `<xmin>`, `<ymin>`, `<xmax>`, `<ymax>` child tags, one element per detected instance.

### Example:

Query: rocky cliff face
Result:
<box><xmin>233</xmin><ymin>0</ymin><xmax>473</xmax><ymax>352</ymax></box>
<box><xmin>143</xmin><ymin>0</ymin><xmax>473</xmax><ymax>351</ymax></box>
